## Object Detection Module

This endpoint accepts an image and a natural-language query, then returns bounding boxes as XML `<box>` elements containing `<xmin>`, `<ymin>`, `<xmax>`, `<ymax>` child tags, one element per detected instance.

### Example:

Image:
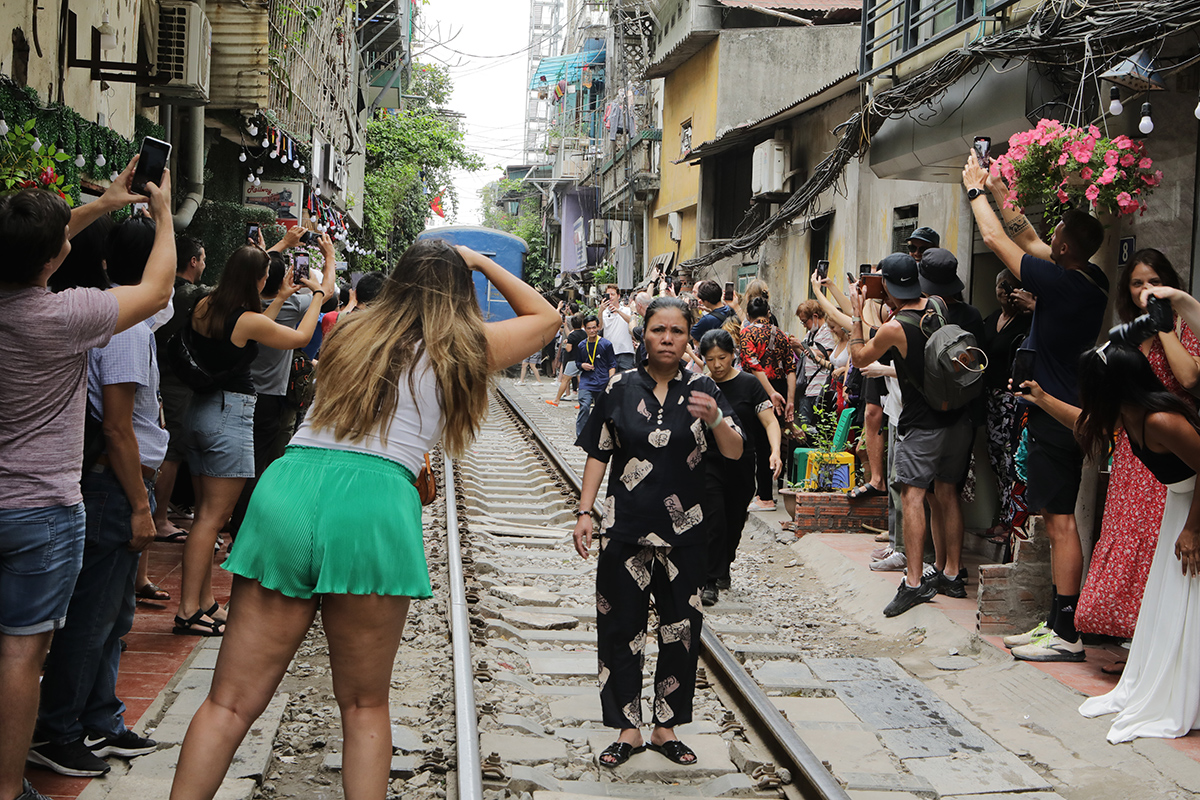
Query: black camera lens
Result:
<box><xmin>1146</xmin><ymin>294</ymin><xmax>1173</xmax><ymax>332</ymax></box>
<box><xmin>1108</xmin><ymin>314</ymin><xmax>1160</xmax><ymax>347</ymax></box>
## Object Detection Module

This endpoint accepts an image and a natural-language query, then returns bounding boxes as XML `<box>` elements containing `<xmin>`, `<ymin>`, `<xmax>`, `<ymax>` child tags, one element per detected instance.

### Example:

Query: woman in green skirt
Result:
<box><xmin>169</xmin><ymin>241</ymin><xmax>561</xmax><ymax>800</ymax></box>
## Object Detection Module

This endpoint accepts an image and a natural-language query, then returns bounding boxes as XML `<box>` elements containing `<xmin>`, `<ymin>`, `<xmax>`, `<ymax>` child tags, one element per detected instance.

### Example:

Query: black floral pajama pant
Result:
<box><xmin>595</xmin><ymin>537</ymin><xmax>704</xmax><ymax>730</ymax></box>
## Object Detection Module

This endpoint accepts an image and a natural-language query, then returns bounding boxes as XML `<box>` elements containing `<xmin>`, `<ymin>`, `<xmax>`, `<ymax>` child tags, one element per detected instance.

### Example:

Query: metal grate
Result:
<box><xmin>859</xmin><ymin>0</ymin><xmax>1021</xmax><ymax>81</ymax></box>
<box><xmin>158</xmin><ymin>6</ymin><xmax>188</xmax><ymax>80</ymax></box>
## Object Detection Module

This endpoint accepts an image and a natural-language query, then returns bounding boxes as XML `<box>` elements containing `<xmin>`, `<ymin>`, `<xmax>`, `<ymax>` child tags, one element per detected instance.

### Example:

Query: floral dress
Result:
<box><xmin>1076</xmin><ymin>323</ymin><xmax>1200</xmax><ymax>638</ymax></box>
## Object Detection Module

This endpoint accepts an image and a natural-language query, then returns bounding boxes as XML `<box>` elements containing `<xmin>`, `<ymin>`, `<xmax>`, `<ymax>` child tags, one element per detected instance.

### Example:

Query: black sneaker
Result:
<box><xmin>938</xmin><ymin>571</ymin><xmax>968</xmax><ymax>599</ymax></box>
<box><xmin>18</xmin><ymin>779</ymin><xmax>53</xmax><ymax>800</ymax></box>
<box><xmin>27</xmin><ymin>738</ymin><xmax>111</xmax><ymax>777</ymax></box>
<box><xmin>883</xmin><ymin>577</ymin><xmax>937</xmax><ymax>618</ymax></box>
<box><xmin>85</xmin><ymin>730</ymin><xmax>158</xmax><ymax>758</ymax></box>
<box><xmin>701</xmin><ymin>584</ymin><xmax>719</xmax><ymax>606</ymax></box>
<box><xmin>715</xmin><ymin>577</ymin><xmax>731</xmax><ymax>591</ymax></box>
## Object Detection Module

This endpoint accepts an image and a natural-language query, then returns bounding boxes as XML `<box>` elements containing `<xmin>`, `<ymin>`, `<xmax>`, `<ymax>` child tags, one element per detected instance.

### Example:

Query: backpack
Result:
<box><xmin>285</xmin><ymin>349</ymin><xmax>317</xmax><ymax>411</ymax></box>
<box><xmin>894</xmin><ymin>296</ymin><xmax>988</xmax><ymax>412</ymax></box>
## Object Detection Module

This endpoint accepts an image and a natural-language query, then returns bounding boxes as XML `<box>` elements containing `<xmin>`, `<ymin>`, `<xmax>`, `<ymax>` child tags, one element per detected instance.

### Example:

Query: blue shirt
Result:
<box><xmin>690</xmin><ymin>305</ymin><xmax>733</xmax><ymax>344</ymax></box>
<box><xmin>575</xmin><ymin>336</ymin><xmax>616</xmax><ymax>392</ymax></box>
<box><xmin>88</xmin><ymin>320</ymin><xmax>170</xmax><ymax>470</ymax></box>
<box><xmin>1020</xmin><ymin>253</ymin><xmax>1108</xmax><ymax>406</ymax></box>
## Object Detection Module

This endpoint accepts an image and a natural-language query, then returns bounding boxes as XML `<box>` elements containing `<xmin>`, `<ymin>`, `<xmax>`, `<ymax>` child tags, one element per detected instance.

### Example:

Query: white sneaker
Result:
<box><xmin>748</xmin><ymin>499</ymin><xmax>776</xmax><ymax>512</ymax></box>
<box><xmin>1011</xmin><ymin>631</ymin><xmax>1085</xmax><ymax>662</ymax></box>
<box><xmin>870</xmin><ymin>551</ymin><xmax>906</xmax><ymax>571</ymax></box>
<box><xmin>921</xmin><ymin>562</ymin><xmax>937</xmax><ymax>580</ymax></box>
<box><xmin>515</xmin><ymin>380</ymin><xmax>526</xmax><ymax>386</ymax></box>
<box><xmin>1002</xmin><ymin>621</ymin><xmax>1048</xmax><ymax>649</ymax></box>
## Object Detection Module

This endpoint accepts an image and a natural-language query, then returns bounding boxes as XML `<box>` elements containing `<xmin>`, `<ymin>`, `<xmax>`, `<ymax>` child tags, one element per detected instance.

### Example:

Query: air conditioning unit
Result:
<box><xmin>752</xmin><ymin>139</ymin><xmax>789</xmax><ymax>195</ymax></box>
<box><xmin>587</xmin><ymin>219</ymin><xmax>607</xmax><ymax>246</ymax></box>
<box><xmin>156</xmin><ymin>1</ymin><xmax>211</xmax><ymax>102</ymax></box>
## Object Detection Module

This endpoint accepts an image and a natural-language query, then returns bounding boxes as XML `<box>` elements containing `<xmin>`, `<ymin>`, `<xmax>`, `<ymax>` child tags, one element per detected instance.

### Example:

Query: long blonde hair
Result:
<box><xmin>308</xmin><ymin>239</ymin><xmax>489</xmax><ymax>456</ymax></box>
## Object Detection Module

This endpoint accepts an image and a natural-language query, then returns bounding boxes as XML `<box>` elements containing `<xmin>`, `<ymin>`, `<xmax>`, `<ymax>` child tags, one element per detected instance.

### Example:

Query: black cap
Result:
<box><xmin>918</xmin><ymin>248</ymin><xmax>964</xmax><ymax>296</ymax></box>
<box><xmin>908</xmin><ymin>226</ymin><xmax>941</xmax><ymax>247</ymax></box>
<box><xmin>879</xmin><ymin>253</ymin><xmax>922</xmax><ymax>300</ymax></box>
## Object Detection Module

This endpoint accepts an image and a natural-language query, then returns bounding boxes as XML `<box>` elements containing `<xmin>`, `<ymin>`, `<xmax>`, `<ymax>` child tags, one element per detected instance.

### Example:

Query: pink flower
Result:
<box><xmin>1080</xmin><ymin>167</ymin><xmax>1094</xmax><ymax>180</ymax></box>
<box><xmin>1138</xmin><ymin>157</ymin><xmax>1153</xmax><ymax>169</ymax></box>
<box><xmin>1114</xmin><ymin>135</ymin><xmax>1133</xmax><ymax>150</ymax></box>
<box><xmin>1087</xmin><ymin>125</ymin><xmax>1102</xmax><ymax>139</ymax></box>
<box><xmin>1085</xmin><ymin>184</ymin><xmax>1100</xmax><ymax>202</ymax></box>
<box><xmin>1056</xmin><ymin>188</ymin><xmax>1070</xmax><ymax>204</ymax></box>
<box><xmin>1104</xmin><ymin>150</ymin><xmax>1119</xmax><ymax>167</ymax></box>
<box><xmin>1057</xmin><ymin>151</ymin><xmax>1070</xmax><ymax>166</ymax></box>
<box><xmin>1116</xmin><ymin>191</ymin><xmax>1134</xmax><ymax>208</ymax></box>
<box><xmin>1098</xmin><ymin>165</ymin><xmax>1119</xmax><ymax>185</ymax></box>
<box><xmin>1120</xmin><ymin>153</ymin><xmax>1136</xmax><ymax>167</ymax></box>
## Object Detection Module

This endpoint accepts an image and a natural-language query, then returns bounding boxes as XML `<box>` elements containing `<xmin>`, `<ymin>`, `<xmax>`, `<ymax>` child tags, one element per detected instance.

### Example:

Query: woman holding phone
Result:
<box><xmin>170</xmin><ymin>241</ymin><xmax>559</xmax><ymax>800</ymax></box>
<box><xmin>1020</xmin><ymin>343</ymin><xmax>1200</xmax><ymax>743</ymax></box>
<box><xmin>173</xmin><ymin>236</ymin><xmax>336</xmax><ymax>636</ymax></box>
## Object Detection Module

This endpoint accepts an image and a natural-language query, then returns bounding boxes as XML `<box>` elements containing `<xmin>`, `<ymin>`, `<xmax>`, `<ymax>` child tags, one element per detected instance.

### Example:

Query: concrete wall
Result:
<box><xmin>714</xmin><ymin>25</ymin><xmax>860</xmax><ymax>134</ymax></box>
<box><xmin>0</xmin><ymin>0</ymin><xmax>150</xmax><ymax>137</ymax></box>
<box><xmin>649</xmin><ymin>38</ymin><xmax>719</xmax><ymax>263</ymax></box>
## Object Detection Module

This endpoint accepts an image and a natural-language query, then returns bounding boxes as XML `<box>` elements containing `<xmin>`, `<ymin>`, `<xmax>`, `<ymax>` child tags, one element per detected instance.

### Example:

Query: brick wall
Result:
<box><xmin>791</xmin><ymin>491</ymin><xmax>887</xmax><ymax>536</ymax></box>
<box><xmin>976</xmin><ymin>516</ymin><xmax>1054</xmax><ymax>636</ymax></box>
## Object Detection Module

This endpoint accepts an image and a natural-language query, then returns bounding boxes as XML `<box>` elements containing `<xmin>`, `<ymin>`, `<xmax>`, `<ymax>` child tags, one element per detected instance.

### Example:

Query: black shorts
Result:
<box><xmin>1024</xmin><ymin>405</ymin><xmax>1084</xmax><ymax>515</ymax></box>
<box><xmin>863</xmin><ymin>376</ymin><xmax>885</xmax><ymax>408</ymax></box>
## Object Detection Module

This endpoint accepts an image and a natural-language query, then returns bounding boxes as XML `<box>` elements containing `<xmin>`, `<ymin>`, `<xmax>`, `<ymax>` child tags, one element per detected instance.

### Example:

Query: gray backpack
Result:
<box><xmin>895</xmin><ymin>297</ymin><xmax>988</xmax><ymax>412</ymax></box>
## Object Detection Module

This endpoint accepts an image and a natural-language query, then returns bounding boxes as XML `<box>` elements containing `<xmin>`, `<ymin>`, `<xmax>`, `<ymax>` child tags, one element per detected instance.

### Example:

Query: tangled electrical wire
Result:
<box><xmin>684</xmin><ymin>0</ymin><xmax>1200</xmax><ymax>270</ymax></box>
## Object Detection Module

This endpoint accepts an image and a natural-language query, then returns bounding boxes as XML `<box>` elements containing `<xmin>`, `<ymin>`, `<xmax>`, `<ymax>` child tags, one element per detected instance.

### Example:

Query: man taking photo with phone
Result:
<box><xmin>600</xmin><ymin>284</ymin><xmax>636</xmax><ymax>371</ymax></box>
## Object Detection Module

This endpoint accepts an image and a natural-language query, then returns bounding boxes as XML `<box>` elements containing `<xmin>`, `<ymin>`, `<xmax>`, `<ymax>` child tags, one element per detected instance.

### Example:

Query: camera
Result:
<box><xmin>1108</xmin><ymin>294</ymin><xmax>1173</xmax><ymax>346</ymax></box>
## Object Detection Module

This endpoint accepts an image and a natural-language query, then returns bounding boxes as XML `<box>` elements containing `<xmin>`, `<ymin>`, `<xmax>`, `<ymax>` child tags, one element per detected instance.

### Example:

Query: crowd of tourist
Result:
<box><xmin>4</xmin><ymin>141</ymin><xmax>1200</xmax><ymax>800</ymax></box>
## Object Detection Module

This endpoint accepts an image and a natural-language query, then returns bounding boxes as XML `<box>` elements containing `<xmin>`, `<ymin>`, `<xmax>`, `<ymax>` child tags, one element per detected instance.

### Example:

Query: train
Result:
<box><xmin>416</xmin><ymin>226</ymin><xmax>528</xmax><ymax>322</ymax></box>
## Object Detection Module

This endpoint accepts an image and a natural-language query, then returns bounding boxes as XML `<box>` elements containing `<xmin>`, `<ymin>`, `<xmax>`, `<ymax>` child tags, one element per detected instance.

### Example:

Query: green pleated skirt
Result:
<box><xmin>223</xmin><ymin>445</ymin><xmax>432</xmax><ymax>599</ymax></box>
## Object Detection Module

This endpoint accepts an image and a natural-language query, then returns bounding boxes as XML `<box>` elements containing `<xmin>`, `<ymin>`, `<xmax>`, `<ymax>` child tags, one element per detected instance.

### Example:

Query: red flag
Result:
<box><xmin>430</xmin><ymin>193</ymin><xmax>445</xmax><ymax>218</ymax></box>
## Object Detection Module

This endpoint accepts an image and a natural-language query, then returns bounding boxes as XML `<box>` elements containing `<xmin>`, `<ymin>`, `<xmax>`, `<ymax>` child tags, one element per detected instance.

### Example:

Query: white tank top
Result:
<box><xmin>290</xmin><ymin>352</ymin><xmax>443</xmax><ymax>477</ymax></box>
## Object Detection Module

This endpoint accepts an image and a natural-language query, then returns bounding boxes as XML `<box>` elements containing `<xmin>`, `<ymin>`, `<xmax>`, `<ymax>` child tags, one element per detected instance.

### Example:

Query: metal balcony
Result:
<box><xmin>859</xmin><ymin>0</ymin><xmax>1020</xmax><ymax>81</ymax></box>
<box><xmin>600</xmin><ymin>130</ymin><xmax>661</xmax><ymax>219</ymax></box>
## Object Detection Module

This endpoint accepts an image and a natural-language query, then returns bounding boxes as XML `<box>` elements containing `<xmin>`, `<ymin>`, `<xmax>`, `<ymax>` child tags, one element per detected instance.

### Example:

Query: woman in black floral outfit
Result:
<box><xmin>573</xmin><ymin>296</ymin><xmax>745</xmax><ymax>768</ymax></box>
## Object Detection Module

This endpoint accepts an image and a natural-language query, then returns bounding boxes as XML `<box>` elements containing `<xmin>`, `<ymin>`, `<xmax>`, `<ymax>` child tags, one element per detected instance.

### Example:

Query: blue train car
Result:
<box><xmin>416</xmin><ymin>226</ymin><xmax>528</xmax><ymax>322</ymax></box>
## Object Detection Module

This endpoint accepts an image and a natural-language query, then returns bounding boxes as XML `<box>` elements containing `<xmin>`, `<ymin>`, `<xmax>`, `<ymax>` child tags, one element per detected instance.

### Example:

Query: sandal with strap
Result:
<box><xmin>848</xmin><ymin>483</ymin><xmax>886</xmax><ymax>500</ymax></box>
<box><xmin>155</xmin><ymin>528</ymin><xmax>188</xmax><ymax>544</ymax></box>
<box><xmin>173</xmin><ymin>609</ymin><xmax>224</xmax><ymax>637</ymax></box>
<box><xmin>136</xmin><ymin>582</ymin><xmax>171</xmax><ymax>602</ymax></box>
<box><xmin>648</xmin><ymin>739</ymin><xmax>696</xmax><ymax>764</ymax></box>
<box><xmin>598</xmin><ymin>741</ymin><xmax>645</xmax><ymax>767</ymax></box>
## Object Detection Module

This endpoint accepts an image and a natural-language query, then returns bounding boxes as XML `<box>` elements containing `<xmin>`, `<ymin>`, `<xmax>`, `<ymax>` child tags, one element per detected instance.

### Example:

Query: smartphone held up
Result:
<box><xmin>292</xmin><ymin>252</ymin><xmax>311</xmax><ymax>284</ymax></box>
<box><xmin>131</xmin><ymin>137</ymin><xmax>171</xmax><ymax>195</ymax></box>
<box><xmin>973</xmin><ymin>136</ymin><xmax>991</xmax><ymax>169</ymax></box>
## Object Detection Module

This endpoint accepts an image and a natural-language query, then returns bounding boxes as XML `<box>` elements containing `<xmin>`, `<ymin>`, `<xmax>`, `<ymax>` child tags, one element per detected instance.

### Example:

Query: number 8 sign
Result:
<box><xmin>1118</xmin><ymin>236</ymin><xmax>1136</xmax><ymax>267</ymax></box>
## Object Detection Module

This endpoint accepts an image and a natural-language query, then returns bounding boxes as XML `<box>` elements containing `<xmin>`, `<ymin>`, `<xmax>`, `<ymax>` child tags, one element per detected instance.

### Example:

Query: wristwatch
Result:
<box><xmin>967</xmin><ymin>187</ymin><xmax>985</xmax><ymax>201</ymax></box>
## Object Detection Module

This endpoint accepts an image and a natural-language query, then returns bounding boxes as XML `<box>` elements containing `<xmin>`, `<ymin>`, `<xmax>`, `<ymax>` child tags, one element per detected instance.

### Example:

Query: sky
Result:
<box><xmin>417</xmin><ymin>0</ymin><xmax>538</xmax><ymax>226</ymax></box>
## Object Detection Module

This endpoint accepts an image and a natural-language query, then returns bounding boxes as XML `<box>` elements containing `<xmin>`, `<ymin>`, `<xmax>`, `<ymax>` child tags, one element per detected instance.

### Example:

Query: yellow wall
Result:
<box><xmin>649</xmin><ymin>39</ymin><xmax>719</xmax><ymax>262</ymax></box>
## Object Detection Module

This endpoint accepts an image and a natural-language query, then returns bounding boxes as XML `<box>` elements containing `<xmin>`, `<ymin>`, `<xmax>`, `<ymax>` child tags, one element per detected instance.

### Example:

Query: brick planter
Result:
<box><xmin>976</xmin><ymin>516</ymin><xmax>1054</xmax><ymax>636</ymax></box>
<box><xmin>787</xmin><ymin>489</ymin><xmax>887</xmax><ymax>535</ymax></box>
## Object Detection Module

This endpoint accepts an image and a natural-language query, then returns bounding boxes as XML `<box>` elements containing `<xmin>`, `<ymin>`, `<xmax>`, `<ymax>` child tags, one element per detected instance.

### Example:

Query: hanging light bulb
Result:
<box><xmin>1108</xmin><ymin>86</ymin><xmax>1123</xmax><ymax>116</ymax></box>
<box><xmin>0</xmin><ymin>113</ymin><xmax>8</xmax><ymax>137</ymax></box>
<box><xmin>238</xmin><ymin>151</ymin><xmax>247</xmax><ymax>162</ymax></box>
<box><xmin>253</xmin><ymin>177</ymin><xmax>261</xmax><ymax>187</ymax></box>
<box><xmin>292</xmin><ymin>159</ymin><xmax>300</xmax><ymax>169</ymax></box>
<box><xmin>255</xmin><ymin>166</ymin><xmax>264</xmax><ymax>175</ymax></box>
<box><xmin>98</xmin><ymin>12</ymin><xmax>118</xmax><ymax>51</ymax></box>
<box><xmin>1194</xmin><ymin>96</ymin><xmax>1200</xmax><ymax>121</ymax></box>
<box><xmin>74</xmin><ymin>153</ymin><xmax>86</xmax><ymax>167</ymax></box>
<box><xmin>1139</xmin><ymin>101</ymin><xmax>1154</xmax><ymax>134</ymax></box>
<box><xmin>110</xmin><ymin>171</ymin><xmax>119</xmax><ymax>182</ymax></box>
<box><xmin>31</xmin><ymin>137</ymin><xmax>42</xmax><ymax>152</ymax></box>
<box><xmin>95</xmin><ymin>151</ymin><xmax>106</xmax><ymax>167</ymax></box>
<box><xmin>299</xmin><ymin>165</ymin><xmax>306</xmax><ymax>174</ymax></box>
<box><xmin>247</xmin><ymin>122</ymin><xmax>258</xmax><ymax>137</ymax></box>
<box><xmin>247</xmin><ymin>173</ymin><xmax>255</xmax><ymax>183</ymax></box>
<box><xmin>261</xmin><ymin>138</ymin><xmax>269</xmax><ymax>148</ymax></box>
<box><xmin>314</xmin><ymin>186</ymin><xmax>321</xmax><ymax>196</ymax></box>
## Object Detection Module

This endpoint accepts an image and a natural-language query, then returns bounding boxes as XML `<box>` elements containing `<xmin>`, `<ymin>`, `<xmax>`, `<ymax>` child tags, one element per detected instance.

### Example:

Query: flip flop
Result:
<box><xmin>598</xmin><ymin>741</ymin><xmax>645</xmax><ymax>767</ymax></box>
<box><xmin>155</xmin><ymin>529</ymin><xmax>188</xmax><ymax>543</ymax></box>
<box><xmin>848</xmin><ymin>483</ymin><xmax>886</xmax><ymax>500</ymax></box>
<box><xmin>136</xmin><ymin>582</ymin><xmax>171</xmax><ymax>602</ymax></box>
<box><xmin>648</xmin><ymin>740</ymin><xmax>696</xmax><ymax>764</ymax></box>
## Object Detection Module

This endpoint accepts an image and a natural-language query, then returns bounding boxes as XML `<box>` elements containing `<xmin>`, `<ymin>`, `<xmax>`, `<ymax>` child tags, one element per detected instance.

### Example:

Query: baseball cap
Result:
<box><xmin>917</xmin><ymin>248</ymin><xmax>964</xmax><ymax>296</ymax></box>
<box><xmin>879</xmin><ymin>253</ymin><xmax>922</xmax><ymax>300</ymax></box>
<box><xmin>908</xmin><ymin>226</ymin><xmax>941</xmax><ymax>247</ymax></box>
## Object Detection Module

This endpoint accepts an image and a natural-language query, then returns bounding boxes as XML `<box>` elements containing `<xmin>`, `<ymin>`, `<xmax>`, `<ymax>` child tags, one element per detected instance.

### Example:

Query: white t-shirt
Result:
<box><xmin>603</xmin><ymin>306</ymin><xmax>635</xmax><ymax>355</ymax></box>
<box><xmin>290</xmin><ymin>352</ymin><xmax>443</xmax><ymax>477</ymax></box>
<box><xmin>883</xmin><ymin>375</ymin><xmax>903</xmax><ymax>426</ymax></box>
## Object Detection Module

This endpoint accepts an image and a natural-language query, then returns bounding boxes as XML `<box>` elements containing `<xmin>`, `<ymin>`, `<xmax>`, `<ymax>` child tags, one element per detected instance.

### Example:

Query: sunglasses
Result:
<box><xmin>1096</xmin><ymin>340</ymin><xmax>1112</xmax><ymax>364</ymax></box>
<box><xmin>907</xmin><ymin>243</ymin><xmax>929</xmax><ymax>253</ymax></box>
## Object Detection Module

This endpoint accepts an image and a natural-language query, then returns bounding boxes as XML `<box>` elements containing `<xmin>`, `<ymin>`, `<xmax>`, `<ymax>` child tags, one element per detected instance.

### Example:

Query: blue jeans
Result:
<box><xmin>576</xmin><ymin>386</ymin><xmax>599</xmax><ymax>439</ymax></box>
<box><xmin>37</xmin><ymin>467</ymin><xmax>152</xmax><ymax>743</ymax></box>
<box><xmin>0</xmin><ymin>503</ymin><xmax>85</xmax><ymax>635</ymax></box>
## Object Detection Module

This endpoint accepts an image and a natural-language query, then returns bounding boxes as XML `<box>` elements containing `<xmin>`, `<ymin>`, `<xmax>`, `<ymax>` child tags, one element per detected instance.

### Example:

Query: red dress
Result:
<box><xmin>1076</xmin><ymin>325</ymin><xmax>1200</xmax><ymax>638</ymax></box>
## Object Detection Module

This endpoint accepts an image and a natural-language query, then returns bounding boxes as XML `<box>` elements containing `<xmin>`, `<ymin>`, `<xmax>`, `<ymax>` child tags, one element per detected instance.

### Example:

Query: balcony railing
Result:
<box><xmin>859</xmin><ymin>0</ymin><xmax>1020</xmax><ymax>81</ymax></box>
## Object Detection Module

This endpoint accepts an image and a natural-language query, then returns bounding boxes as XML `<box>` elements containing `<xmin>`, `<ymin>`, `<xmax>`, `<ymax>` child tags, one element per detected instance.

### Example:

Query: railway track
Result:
<box><xmin>440</xmin><ymin>387</ymin><xmax>851</xmax><ymax>800</ymax></box>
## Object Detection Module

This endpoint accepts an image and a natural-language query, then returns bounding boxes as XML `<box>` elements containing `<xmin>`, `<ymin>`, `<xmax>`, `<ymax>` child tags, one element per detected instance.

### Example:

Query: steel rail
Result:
<box><xmin>443</xmin><ymin>456</ymin><xmax>483</xmax><ymax>800</ymax></box>
<box><xmin>495</xmin><ymin>385</ymin><xmax>851</xmax><ymax>800</ymax></box>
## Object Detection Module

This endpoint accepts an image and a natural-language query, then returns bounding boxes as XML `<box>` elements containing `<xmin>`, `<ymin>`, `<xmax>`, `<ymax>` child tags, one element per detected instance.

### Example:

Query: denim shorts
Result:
<box><xmin>184</xmin><ymin>390</ymin><xmax>256</xmax><ymax>479</ymax></box>
<box><xmin>0</xmin><ymin>503</ymin><xmax>86</xmax><ymax>635</ymax></box>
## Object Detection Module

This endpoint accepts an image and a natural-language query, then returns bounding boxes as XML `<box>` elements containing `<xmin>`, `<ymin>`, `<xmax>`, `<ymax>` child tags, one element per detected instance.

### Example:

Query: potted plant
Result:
<box><xmin>799</xmin><ymin>405</ymin><xmax>851</xmax><ymax>491</ymax></box>
<box><xmin>991</xmin><ymin>119</ymin><xmax>1161</xmax><ymax>225</ymax></box>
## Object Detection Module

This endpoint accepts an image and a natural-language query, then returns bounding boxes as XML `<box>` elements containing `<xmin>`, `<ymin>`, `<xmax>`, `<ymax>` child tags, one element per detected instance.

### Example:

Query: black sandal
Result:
<box><xmin>173</xmin><ymin>609</ymin><xmax>224</xmax><ymax>636</ymax></box>
<box><xmin>849</xmin><ymin>483</ymin><xmax>886</xmax><ymax>500</ymax></box>
<box><xmin>648</xmin><ymin>739</ymin><xmax>696</xmax><ymax>764</ymax></box>
<box><xmin>598</xmin><ymin>741</ymin><xmax>645</xmax><ymax>767</ymax></box>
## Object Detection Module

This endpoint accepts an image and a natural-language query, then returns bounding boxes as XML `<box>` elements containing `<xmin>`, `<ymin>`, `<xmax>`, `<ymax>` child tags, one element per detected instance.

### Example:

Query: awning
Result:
<box><xmin>528</xmin><ymin>49</ymin><xmax>607</xmax><ymax>90</ymax></box>
<box><xmin>677</xmin><ymin>71</ymin><xmax>858</xmax><ymax>163</ymax></box>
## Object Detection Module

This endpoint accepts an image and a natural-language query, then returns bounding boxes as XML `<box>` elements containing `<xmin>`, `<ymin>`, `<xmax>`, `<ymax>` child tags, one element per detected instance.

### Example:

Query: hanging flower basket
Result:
<box><xmin>992</xmin><ymin>119</ymin><xmax>1161</xmax><ymax>225</ymax></box>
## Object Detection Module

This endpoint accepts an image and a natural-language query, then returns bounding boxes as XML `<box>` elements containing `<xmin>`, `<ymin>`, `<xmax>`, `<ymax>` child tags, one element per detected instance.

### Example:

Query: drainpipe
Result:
<box><xmin>172</xmin><ymin>106</ymin><xmax>206</xmax><ymax>231</ymax></box>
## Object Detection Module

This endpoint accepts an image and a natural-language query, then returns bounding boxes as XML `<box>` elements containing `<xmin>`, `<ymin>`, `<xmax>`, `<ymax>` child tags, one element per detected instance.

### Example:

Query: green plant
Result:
<box><xmin>994</xmin><ymin>119</ymin><xmax>1162</xmax><ymax>225</ymax></box>
<box><xmin>591</xmin><ymin>259</ymin><xmax>616</xmax><ymax>287</ymax></box>
<box><xmin>0</xmin><ymin>118</ymin><xmax>71</xmax><ymax>199</ymax></box>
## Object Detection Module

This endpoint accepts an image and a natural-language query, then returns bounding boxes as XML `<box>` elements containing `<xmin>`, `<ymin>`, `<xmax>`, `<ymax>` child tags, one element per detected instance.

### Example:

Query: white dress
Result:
<box><xmin>1079</xmin><ymin>474</ymin><xmax>1200</xmax><ymax>743</ymax></box>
